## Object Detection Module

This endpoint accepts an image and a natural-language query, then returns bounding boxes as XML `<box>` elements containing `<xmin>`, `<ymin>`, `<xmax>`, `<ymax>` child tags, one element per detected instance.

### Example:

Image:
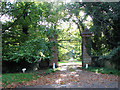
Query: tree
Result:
<box><xmin>1</xmin><ymin>2</ymin><xmax>67</xmax><ymax>72</ymax></box>
<box><xmin>82</xmin><ymin>2</ymin><xmax>120</xmax><ymax>55</ymax></box>
<box><xmin>62</xmin><ymin>2</ymin><xmax>120</xmax><ymax>69</ymax></box>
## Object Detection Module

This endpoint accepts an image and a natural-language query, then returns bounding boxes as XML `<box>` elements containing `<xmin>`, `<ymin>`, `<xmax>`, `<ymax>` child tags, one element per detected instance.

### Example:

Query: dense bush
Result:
<box><xmin>81</xmin><ymin>66</ymin><xmax>120</xmax><ymax>76</ymax></box>
<box><xmin>105</xmin><ymin>45</ymin><xmax>120</xmax><ymax>70</ymax></box>
<box><xmin>91</xmin><ymin>56</ymin><xmax>105</xmax><ymax>67</ymax></box>
<box><xmin>3</xmin><ymin>38</ymin><xmax>51</xmax><ymax>63</ymax></box>
<box><xmin>98</xmin><ymin>45</ymin><xmax>120</xmax><ymax>70</ymax></box>
<box><xmin>2</xmin><ymin>38</ymin><xmax>52</xmax><ymax>73</ymax></box>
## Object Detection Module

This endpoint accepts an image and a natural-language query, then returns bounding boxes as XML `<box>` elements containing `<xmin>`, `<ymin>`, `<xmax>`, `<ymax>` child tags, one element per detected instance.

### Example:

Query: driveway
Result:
<box><xmin>16</xmin><ymin>63</ymin><xmax>118</xmax><ymax>88</ymax></box>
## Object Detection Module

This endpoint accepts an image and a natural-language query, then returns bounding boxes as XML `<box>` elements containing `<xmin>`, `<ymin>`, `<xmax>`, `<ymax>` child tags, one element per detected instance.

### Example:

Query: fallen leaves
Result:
<box><xmin>2</xmin><ymin>67</ymin><xmax>118</xmax><ymax>88</ymax></box>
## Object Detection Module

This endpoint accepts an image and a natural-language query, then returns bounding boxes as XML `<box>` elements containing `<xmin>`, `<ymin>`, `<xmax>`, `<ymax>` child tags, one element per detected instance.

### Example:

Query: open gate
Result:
<box><xmin>58</xmin><ymin>39</ymin><xmax>82</xmax><ymax>62</ymax></box>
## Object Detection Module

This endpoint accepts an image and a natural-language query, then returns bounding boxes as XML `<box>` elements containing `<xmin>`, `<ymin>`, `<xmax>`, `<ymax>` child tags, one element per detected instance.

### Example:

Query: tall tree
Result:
<box><xmin>83</xmin><ymin>2</ymin><xmax>120</xmax><ymax>55</ymax></box>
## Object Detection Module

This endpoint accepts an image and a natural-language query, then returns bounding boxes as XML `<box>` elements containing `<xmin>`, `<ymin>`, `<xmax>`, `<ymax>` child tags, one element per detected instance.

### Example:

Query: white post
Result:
<box><xmin>86</xmin><ymin>64</ymin><xmax>88</xmax><ymax>69</ymax></box>
<box><xmin>53</xmin><ymin>63</ymin><xmax>55</xmax><ymax>70</ymax></box>
<box><xmin>22</xmin><ymin>68</ymin><xmax>26</xmax><ymax>73</ymax></box>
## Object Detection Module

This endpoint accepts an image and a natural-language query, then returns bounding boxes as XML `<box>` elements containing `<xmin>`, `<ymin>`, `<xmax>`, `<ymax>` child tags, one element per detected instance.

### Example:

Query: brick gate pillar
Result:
<box><xmin>48</xmin><ymin>35</ymin><xmax>58</xmax><ymax>67</ymax></box>
<box><xmin>81</xmin><ymin>29</ymin><xmax>92</xmax><ymax>67</ymax></box>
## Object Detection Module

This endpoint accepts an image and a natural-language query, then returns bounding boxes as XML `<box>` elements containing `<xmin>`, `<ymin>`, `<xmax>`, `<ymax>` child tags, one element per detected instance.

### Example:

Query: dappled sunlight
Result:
<box><xmin>58</xmin><ymin>61</ymin><xmax>82</xmax><ymax>67</ymax></box>
<box><xmin>59</xmin><ymin>66</ymin><xmax>68</xmax><ymax>71</ymax></box>
<box><xmin>55</xmin><ymin>78</ymin><xmax>62</xmax><ymax>84</ymax></box>
<box><xmin>3</xmin><ymin>64</ymin><xmax>118</xmax><ymax>88</ymax></box>
<box><xmin>75</xmin><ymin>69</ymin><xmax>82</xmax><ymax>72</ymax></box>
<box><xmin>53</xmin><ymin>66</ymin><xmax>82</xmax><ymax>85</ymax></box>
<box><xmin>60</xmin><ymin>74</ymin><xmax>67</xmax><ymax>77</ymax></box>
<box><xmin>58</xmin><ymin>61</ymin><xmax>82</xmax><ymax>72</ymax></box>
<box><xmin>70</xmin><ymin>72</ymin><xmax>76</xmax><ymax>75</ymax></box>
<box><xmin>52</xmin><ymin>63</ymin><xmax>118</xmax><ymax>88</ymax></box>
<box><xmin>74</xmin><ymin>74</ymin><xmax>79</xmax><ymax>77</ymax></box>
<box><xmin>2</xmin><ymin>1</ymin><xmax>119</xmax><ymax>88</ymax></box>
<box><xmin>95</xmin><ymin>69</ymin><xmax>99</xmax><ymax>73</ymax></box>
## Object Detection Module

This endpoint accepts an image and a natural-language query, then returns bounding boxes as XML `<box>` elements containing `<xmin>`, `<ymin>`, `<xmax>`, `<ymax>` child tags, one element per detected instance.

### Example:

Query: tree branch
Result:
<box><xmin>73</xmin><ymin>21</ymin><xmax>81</xmax><ymax>36</ymax></box>
<box><xmin>2</xmin><ymin>3</ymin><xmax>32</xmax><ymax>33</ymax></box>
<box><xmin>1</xmin><ymin>5</ymin><xmax>24</xmax><ymax>17</ymax></box>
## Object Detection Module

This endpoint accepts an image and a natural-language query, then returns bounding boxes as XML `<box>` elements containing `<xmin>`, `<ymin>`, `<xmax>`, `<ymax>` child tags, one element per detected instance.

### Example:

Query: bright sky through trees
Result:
<box><xmin>1</xmin><ymin>1</ymin><xmax>93</xmax><ymax>33</ymax></box>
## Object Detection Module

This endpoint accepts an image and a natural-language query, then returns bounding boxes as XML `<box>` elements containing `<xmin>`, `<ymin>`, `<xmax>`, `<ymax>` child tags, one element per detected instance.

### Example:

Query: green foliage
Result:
<box><xmin>99</xmin><ymin>45</ymin><xmax>120</xmax><ymax>70</ymax></box>
<box><xmin>2</xmin><ymin>2</ymin><xmax>65</xmax><ymax>73</ymax></box>
<box><xmin>42</xmin><ymin>27</ymin><xmax>61</xmax><ymax>38</ymax></box>
<box><xmin>44</xmin><ymin>69</ymin><xmax>56</xmax><ymax>74</ymax></box>
<box><xmin>92</xmin><ymin>56</ymin><xmax>105</xmax><ymax>67</ymax></box>
<box><xmin>58</xmin><ymin>41</ymin><xmax>81</xmax><ymax>61</ymax></box>
<box><xmin>3</xmin><ymin>38</ymin><xmax>51</xmax><ymax>63</ymax></box>
<box><xmin>106</xmin><ymin>46</ymin><xmax>120</xmax><ymax>63</ymax></box>
<box><xmin>92</xmin><ymin>46</ymin><xmax>120</xmax><ymax>69</ymax></box>
<box><xmin>83</xmin><ymin>2</ymin><xmax>120</xmax><ymax>55</ymax></box>
<box><xmin>2</xmin><ymin>37</ymin><xmax>52</xmax><ymax>73</ymax></box>
<box><xmin>2</xmin><ymin>2</ymin><xmax>40</xmax><ymax>34</ymax></box>
<box><xmin>2</xmin><ymin>2</ymin><xmax>120</xmax><ymax>74</ymax></box>
<box><xmin>58</xmin><ymin>28</ymin><xmax>81</xmax><ymax>61</ymax></box>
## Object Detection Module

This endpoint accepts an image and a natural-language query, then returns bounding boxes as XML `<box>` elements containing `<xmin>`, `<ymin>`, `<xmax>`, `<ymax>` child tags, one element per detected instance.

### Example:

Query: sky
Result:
<box><xmin>1</xmin><ymin>15</ymin><xmax>12</xmax><ymax>23</ymax></box>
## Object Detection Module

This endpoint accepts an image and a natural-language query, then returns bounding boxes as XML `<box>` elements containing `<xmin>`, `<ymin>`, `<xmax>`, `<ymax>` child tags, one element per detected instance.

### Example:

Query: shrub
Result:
<box><xmin>2</xmin><ymin>38</ymin><xmax>51</xmax><ymax>73</ymax></box>
<box><xmin>98</xmin><ymin>45</ymin><xmax>120</xmax><ymax>70</ymax></box>
<box><xmin>91</xmin><ymin>56</ymin><xmax>105</xmax><ymax>67</ymax></box>
<box><xmin>106</xmin><ymin>46</ymin><xmax>120</xmax><ymax>70</ymax></box>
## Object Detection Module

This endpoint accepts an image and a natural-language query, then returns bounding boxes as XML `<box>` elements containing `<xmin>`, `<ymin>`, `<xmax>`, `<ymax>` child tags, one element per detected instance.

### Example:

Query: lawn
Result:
<box><xmin>2</xmin><ymin>72</ymin><xmax>37</xmax><ymax>87</ymax></box>
<box><xmin>58</xmin><ymin>61</ymin><xmax>82</xmax><ymax>64</ymax></box>
<box><xmin>2</xmin><ymin>69</ymin><xmax>56</xmax><ymax>88</ymax></box>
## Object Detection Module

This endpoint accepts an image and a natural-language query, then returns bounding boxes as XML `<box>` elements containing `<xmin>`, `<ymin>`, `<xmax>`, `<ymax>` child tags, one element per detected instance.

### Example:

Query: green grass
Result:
<box><xmin>81</xmin><ymin>66</ymin><xmax>120</xmax><ymax>76</ymax></box>
<box><xmin>44</xmin><ymin>69</ymin><xmax>56</xmax><ymax>74</ymax></box>
<box><xmin>58</xmin><ymin>61</ymin><xmax>66</xmax><ymax>64</ymax></box>
<box><xmin>2</xmin><ymin>68</ymin><xmax>57</xmax><ymax>87</ymax></box>
<box><xmin>74</xmin><ymin>61</ymin><xmax>82</xmax><ymax>64</ymax></box>
<box><xmin>2</xmin><ymin>72</ymin><xmax>38</xmax><ymax>87</ymax></box>
<box><xmin>68</xmin><ymin>68</ymin><xmax>75</xmax><ymax>72</ymax></box>
<box><xmin>58</xmin><ymin>61</ymin><xmax>82</xmax><ymax>64</ymax></box>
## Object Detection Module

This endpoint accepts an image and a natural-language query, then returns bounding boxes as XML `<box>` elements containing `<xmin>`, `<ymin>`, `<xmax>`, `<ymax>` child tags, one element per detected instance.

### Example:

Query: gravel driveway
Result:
<box><xmin>16</xmin><ymin>63</ymin><xmax>118</xmax><ymax>88</ymax></box>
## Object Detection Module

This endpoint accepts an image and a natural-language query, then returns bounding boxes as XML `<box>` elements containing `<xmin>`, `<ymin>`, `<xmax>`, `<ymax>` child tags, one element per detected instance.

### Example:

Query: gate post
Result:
<box><xmin>48</xmin><ymin>34</ymin><xmax>58</xmax><ymax>68</ymax></box>
<box><xmin>81</xmin><ymin>29</ymin><xmax>92</xmax><ymax>67</ymax></box>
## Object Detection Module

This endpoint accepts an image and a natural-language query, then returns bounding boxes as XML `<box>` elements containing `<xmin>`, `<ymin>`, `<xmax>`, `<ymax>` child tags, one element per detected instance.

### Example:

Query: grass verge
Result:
<box><xmin>80</xmin><ymin>66</ymin><xmax>120</xmax><ymax>76</ymax></box>
<box><xmin>2</xmin><ymin>72</ymin><xmax>38</xmax><ymax>87</ymax></box>
<box><xmin>2</xmin><ymin>68</ymin><xmax>56</xmax><ymax>88</ymax></box>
